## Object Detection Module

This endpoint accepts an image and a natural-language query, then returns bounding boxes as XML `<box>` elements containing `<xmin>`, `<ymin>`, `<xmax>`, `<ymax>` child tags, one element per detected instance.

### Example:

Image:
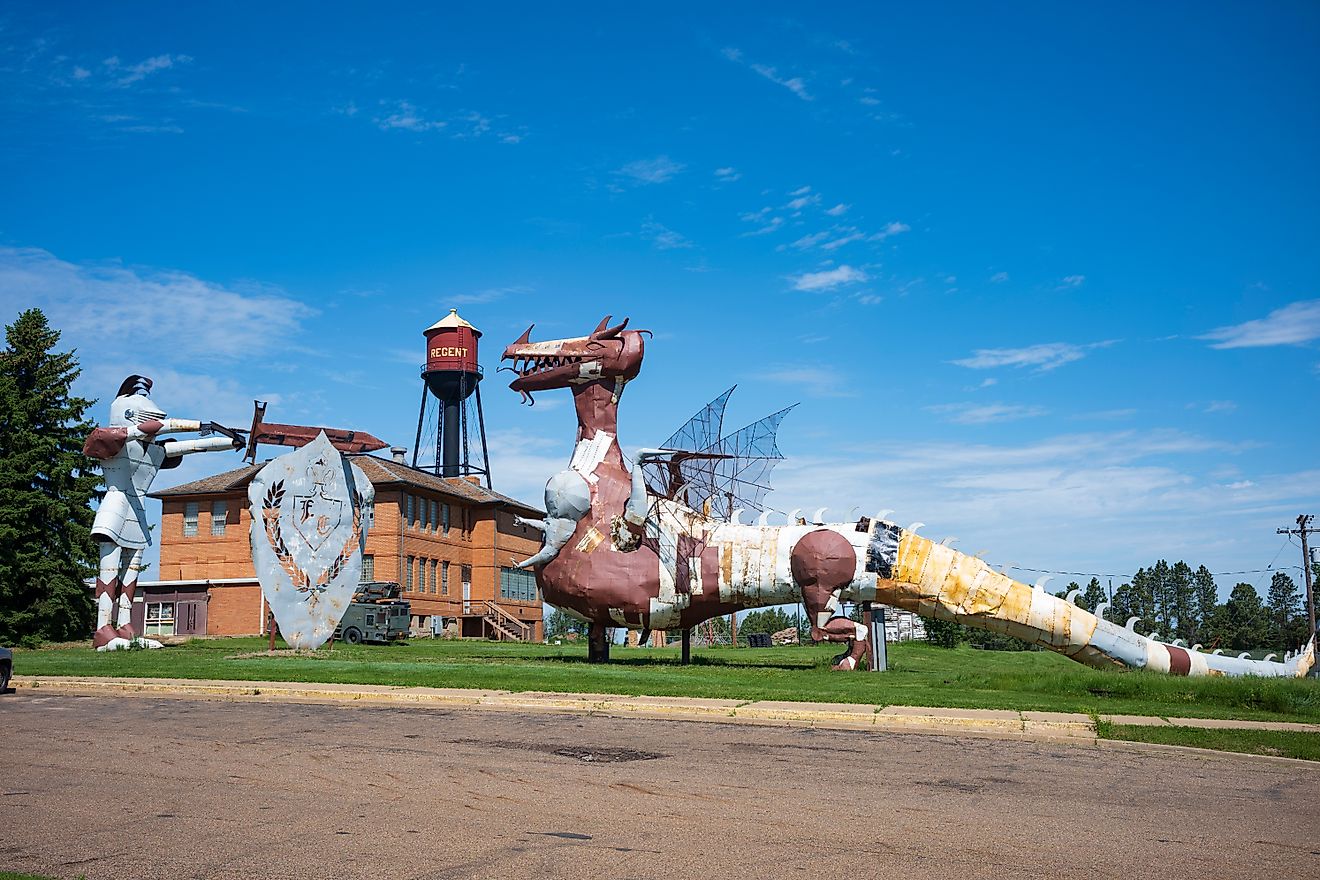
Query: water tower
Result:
<box><xmin>412</xmin><ymin>309</ymin><xmax>491</xmax><ymax>485</ymax></box>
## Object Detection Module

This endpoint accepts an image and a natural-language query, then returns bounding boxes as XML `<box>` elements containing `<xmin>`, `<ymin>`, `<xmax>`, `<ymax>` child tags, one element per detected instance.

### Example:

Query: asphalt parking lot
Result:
<box><xmin>2</xmin><ymin>693</ymin><xmax>1316</xmax><ymax>879</ymax></box>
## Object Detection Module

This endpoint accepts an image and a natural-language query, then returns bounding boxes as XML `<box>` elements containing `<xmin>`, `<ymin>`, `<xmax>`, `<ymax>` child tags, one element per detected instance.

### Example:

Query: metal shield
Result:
<box><xmin>248</xmin><ymin>432</ymin><xmax>375</xmax><ymax>650</ymax></box>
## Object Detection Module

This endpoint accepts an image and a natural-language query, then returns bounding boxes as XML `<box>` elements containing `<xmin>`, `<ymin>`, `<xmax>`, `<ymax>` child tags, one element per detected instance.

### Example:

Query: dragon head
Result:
<box><xmin>501</xmin><ymin>315</ymin><xmax>646</xmax><ymax>403</ymax></box>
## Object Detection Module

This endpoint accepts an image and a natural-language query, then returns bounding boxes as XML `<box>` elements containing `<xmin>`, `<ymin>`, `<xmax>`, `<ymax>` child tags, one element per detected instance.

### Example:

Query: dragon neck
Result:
<box><xmin>571</xmin><ymin>381</ymin><xmax>624</xmax><ymax>463</ymax></box>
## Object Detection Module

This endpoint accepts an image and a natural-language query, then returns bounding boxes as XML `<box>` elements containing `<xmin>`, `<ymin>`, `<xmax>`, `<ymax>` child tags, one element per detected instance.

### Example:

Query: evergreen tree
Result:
<box><xmin>1148</xmin><ymin>559</ymin><xmax>1174</xmax><ymax>637</ymax></box>
<box><xmin>924</xmin><ymin>615</ymin><xmax>967</xmax><ymax>649</ymax></box>
<box><xmin>1080</xmin><ymin>577</ymin><xmax>1106</xmax><ymax>614</ymax></box>
<box><xmin>0</xmin><ymin>309</ymin><xmax>99</xmax><ymax>646</ymax></box>
<box><xmin>1191</xmin><ymin>565</ymin><xmax>1218</xmax><ymax>644</ymax></box>
<box><xmin>1169</xmin><ymin>561</ymin><xmax>1196</xmax><ymax>642</ymax></box>
<box><xmin>1265</xmin><ymin>572</ymin><xmax>1304</xmax><ymax>651</ymax></box>
<box><xmin>1109</xmin><ymin>582</ymin><xmax>1136</xmax><ymax>625</ymax></box>
<box><xmin>544</xmin><ymin>607</ymin><xmax>588</xmax><ymax>640</ymax></box>
<box><xmin>1215</xmin><ymin>583</ymin><xmax>1270</xmax><ymax>651</ymax></box>
<box><xmin>739</xmin><ymin>606</ymin><xmax>796</xmax><ymax>640</ymax></box>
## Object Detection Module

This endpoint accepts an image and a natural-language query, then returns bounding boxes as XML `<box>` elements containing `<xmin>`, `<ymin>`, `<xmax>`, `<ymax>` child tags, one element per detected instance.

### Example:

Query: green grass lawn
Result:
<box><xmin>12</xmin><ymin>636</ymin><xmax>1320</xmax><ymax>723</ymax></box>
<box><xmin>1098</xmin><ymin>720</ymin><xmax>1320</xmax><ymax>761</ymax></box>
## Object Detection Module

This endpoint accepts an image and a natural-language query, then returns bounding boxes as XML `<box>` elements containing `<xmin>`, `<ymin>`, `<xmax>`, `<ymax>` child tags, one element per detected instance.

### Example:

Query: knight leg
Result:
<box><xmin>791</xmin><ymin>529</ymin><xmax>868</xmax><ymax>671</ymax></box>
<box><xmin>94</xmin><ymin>543</ymin><xmax>124</xmax><ymax>650</ymax></box>
<box><xmin>114</xmin><ymin>548</ymin><xmax>143</xmax><ymax>640</ymax></box>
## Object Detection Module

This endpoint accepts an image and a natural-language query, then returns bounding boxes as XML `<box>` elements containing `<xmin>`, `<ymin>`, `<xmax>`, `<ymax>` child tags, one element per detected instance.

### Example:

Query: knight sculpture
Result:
<box><xmin>83</xmin><ymin>376</ymin><xmax>244</xmax><ymax>651</ymax></box>
<box><xmin>503</xmin><ymin>316</ymin><xmax>1316</xmax><ymax>678</ymax></box>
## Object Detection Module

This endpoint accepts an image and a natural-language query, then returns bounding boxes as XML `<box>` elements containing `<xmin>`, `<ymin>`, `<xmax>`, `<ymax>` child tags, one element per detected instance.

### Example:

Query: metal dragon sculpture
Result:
<box><xmin>503</xmin><ymin>316</ymin><xmax>1316</xmax><ymax>678</ymax></box>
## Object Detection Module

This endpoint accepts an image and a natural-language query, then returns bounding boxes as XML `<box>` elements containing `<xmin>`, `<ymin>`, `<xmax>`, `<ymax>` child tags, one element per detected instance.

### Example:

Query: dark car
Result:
<box><xmin>0</xmin><ymin>646</ymin><xmax>11</xmax><ymax>694</ymax></box>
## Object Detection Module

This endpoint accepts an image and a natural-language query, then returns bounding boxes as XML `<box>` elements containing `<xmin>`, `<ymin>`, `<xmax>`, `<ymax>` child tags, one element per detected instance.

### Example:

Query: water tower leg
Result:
<box><xmin>412</xmin><ymin>384</ymin><xmax>429</xmax><ymax>469</ymax></box>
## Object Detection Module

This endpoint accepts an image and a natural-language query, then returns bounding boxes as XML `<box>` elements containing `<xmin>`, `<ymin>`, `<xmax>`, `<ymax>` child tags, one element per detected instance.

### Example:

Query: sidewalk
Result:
<box><xmin>11</xmin><ymin>675</ymin><xmax>1319</xmax><ymax>741</ymax></box>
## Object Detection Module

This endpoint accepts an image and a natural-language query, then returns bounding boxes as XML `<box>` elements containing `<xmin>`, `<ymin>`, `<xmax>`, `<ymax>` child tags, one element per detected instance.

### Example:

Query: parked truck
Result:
<box><xmin>334</xmin><ymin>581</ymin><xmax>410</xmax><ymax>645</ymax></box>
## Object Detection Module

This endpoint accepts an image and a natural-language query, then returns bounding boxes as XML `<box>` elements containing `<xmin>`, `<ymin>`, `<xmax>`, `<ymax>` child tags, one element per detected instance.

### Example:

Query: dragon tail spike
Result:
<box><xmin>811</xmin><ymin>507</ymin><xmax>829</xmax><ymax>524</ymax></box>
<box><xmin>940</xmin><ymin>536</ymin><xmax>959</xmax><ymax>547</ymax></box>
<box><xmin>1065</xmin><ymin>588</ymin><xmax>1082</xmax><ymax>605</ymax></box>
<box><xmin>756</xmin><ymin>509</ymin><xmax>773</xmax><ymax>527</ymax></box>
<box><xmin>1033</xmin><ymin>576</ymin><xmax>1052</xmax><ymax>592</ymax></box>
<box><xmin>906</xmin><ymin>521</ymin><xmax>925</xmax><ymax>534</ymax></box>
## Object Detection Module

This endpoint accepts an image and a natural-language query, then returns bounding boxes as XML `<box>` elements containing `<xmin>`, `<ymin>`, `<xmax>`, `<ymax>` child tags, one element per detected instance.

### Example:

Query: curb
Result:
<box><xmin>12</xmin><ymin>675</ymin><xmax>1096</xmax><ymax>742</ymax></box>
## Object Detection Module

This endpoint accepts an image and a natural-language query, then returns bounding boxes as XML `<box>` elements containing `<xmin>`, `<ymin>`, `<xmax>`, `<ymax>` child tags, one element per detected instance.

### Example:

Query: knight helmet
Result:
<box><xmin>108</xmin><ymin>375</ymin><xmax>167</xmax><ymax>427</ymax></box>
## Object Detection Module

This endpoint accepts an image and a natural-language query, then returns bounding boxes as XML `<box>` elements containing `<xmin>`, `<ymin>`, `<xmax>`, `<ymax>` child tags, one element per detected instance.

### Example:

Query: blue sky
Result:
<box><xmin>2</xmin><ymin>2</ymin><xmax>1318</xmax><ymax>596</ymax></box>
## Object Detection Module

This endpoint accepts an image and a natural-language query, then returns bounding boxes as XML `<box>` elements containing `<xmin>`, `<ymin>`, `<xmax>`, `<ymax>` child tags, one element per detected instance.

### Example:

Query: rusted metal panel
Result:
<box><xmin>247</xmin><ymin>432</ymin><xmax>376</xmax><ymax>650</ymax></box>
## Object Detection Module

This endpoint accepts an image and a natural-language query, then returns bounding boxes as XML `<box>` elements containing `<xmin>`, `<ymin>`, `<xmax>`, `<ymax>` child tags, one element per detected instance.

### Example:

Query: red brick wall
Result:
<box><xmin>207</xmin><ymin>583</ymin><xmax>263</xmax><ymax>636</ymax></box>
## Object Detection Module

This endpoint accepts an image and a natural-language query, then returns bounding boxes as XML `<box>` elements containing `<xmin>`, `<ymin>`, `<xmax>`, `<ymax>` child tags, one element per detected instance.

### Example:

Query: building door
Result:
<box><xmin>176</xmin><ymin>600</ymin><xmax>207</xmax><ymax>635</ymax></box>
<box><xmin>462</xmin><ymin>565</ymin><xmax>472</xmax><ymax>613</ymax></box>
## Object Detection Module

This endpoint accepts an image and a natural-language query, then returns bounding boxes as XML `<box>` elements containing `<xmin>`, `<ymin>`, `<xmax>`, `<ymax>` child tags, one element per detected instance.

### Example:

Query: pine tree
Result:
<box><xmin>1081</xmin><ymin>577</ymin><xmax>1106</xmax><ymax>614</ymax></box>
<box><xmin>1265</xmin><ymin>572</ymin><xmax>1304</xmax><ymax>651</ymax></box>
<box><xmin>1217</xmin><ymin>583</ymin><xmax>1270</xmax><ymax>651</ymax></box>
<box><xmin>0</xmin><ymin>309</ymin><xmax>99</xmax><ymax>646</ymax></box>
<box><xmin>1191</xmin><ymin>565</ymin><xmax>1218</xmax><ymax>644</ymax></box>
<box><xmin>1169</xmin><ymin>561</ymin><xmax>1195</xmax><ymax>642</ymax></box>
<box><xmin>1149</xmin><ymin>559</ymin><xmax>1174</xmax><ymax>637</ymax></box>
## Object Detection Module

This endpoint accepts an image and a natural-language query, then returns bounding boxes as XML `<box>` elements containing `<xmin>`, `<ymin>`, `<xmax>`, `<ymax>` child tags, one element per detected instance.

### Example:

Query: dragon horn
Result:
<box><xmin>591</xmin><ymin>316</ymin><xmax>630</xmax><ymax>340</ymax></box>
<box><xmin>514</xmin><ymin>324</ymin><xmax>534</xmax><ymax>345</ymax></box>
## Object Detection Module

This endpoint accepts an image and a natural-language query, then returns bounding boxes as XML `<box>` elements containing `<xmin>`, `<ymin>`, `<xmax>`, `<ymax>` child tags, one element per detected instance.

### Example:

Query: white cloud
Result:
<box><xmin>1057</xmin><ymin>274</ymin><xmax>1086</xmax><ymax>289</ymax></box>
<box><xmin>820</xmin><ymin>231</ymin><xmax>865</xmax><ymax>251</ymax></box>
<box><xmin>106</xmin><ymin>53</ymin><xmax>191</xmax><ymax>87</ymax></box>
<box><xmin>789</xmin><ymin>186</ymin><xmax>812</xmax><ymax>196</ymax></box>
<box><xmin>952</xmin><ymin>340</ymin><xmax>1116</xmax><ymax>372</ymax></box>
<box><xmin>451</xmin><ymin>285</ymin><xmax>532</xmax><ymax>305</ymax></box>
<box><xmin>990</xmin><ymin>271</ymin><xmax>1009</xmax><ymax>283</ymax></box>
<box><xmin>1200</xmin><ymin>299</ymin><xmax>1320</xmax><ymax>349</ymax></box>
<box><xmin>0</xmin><ymin>246</ymin><xmax>312</xmax><ymax>362</ymax></box>
<box><xmin>714</xmin><ymin>167</ymin><xmax>741</xmax><ymax>182</ymax></box>
<box><xmin>722</xmin><ymin>47</ymin><xmax>813</xmax><ymax>101</ymax></box>
<box><xmin>755</xmin><ymin>366</ymin><xmax>855</xmax><ymax>398</ymax></box>
<box><xmin>615</xmin><ymin>155</ymin><xmax>684</xmax><ymax>185</ymax></box>
<box><xmin>1203</xmin><ymin>400</ymin><xmax>1238</xmax><ymax>414</ymax></box>
<box><xmin>375</xmin><ymin>100</ymin><xmax>446</xmax><ymax>132</ymax></box>
<box><xmin>640</xmin><ymin>218</ymin><xmax>692</xmax><ymax>250</ymax></box>
<box><xmin>870</xmin><ymin>221</ymin><xmax>910</xmax><ymax>241</ymax></box>
<box><xmin>791</xmin><ymin>265</ymin><xmax>867</xmax><ymax>292</ymax></box>
<box><xmin>926</xmin><ymin>402</ymin><xmax>1048</xmax><ymax>425</ymax></box>
<box><xmin>765</xmin><ymin>428</ymin><xmax>1305</xmax><ymax>581</ymax></box>
<box><xmin>825</xmin><ymin>203</ymin><xmax>849</xmax><ymax>216</ymax></box>
<box><xmin>786</xmin><ymin>193</ymin><xmax>820</xmax><ymax>212</ymax></box>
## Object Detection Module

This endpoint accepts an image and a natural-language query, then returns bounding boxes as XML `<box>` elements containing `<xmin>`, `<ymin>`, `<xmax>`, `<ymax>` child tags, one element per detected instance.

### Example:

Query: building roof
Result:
<box><xmin>424</xmin><ymin>308</ymin><xmax>481</xmax><ymax>335</ymax></box>
<box><xmin>149</xmin><ymin>453</ymin><xmax>542</xmax><ymax>515</ymax></box>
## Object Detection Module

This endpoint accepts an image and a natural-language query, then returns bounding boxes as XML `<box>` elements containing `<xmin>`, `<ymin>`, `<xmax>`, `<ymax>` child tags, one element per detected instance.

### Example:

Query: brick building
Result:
<box><xmin>134</xmin><ymin>452</ymin><xmax>546</xmax><ymax>641</ymax></box>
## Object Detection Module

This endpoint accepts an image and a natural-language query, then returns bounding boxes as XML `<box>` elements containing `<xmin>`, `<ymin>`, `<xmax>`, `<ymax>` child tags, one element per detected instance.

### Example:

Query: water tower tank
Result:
<box><xmin>423</xmin><ymin>309</ymin><xmax>482</xmax><ymax>401</ymax></box>
<box><xmin>416</xmin><ymin>309</ymin><xmax>487</xmax><ymax>480</ymax></box>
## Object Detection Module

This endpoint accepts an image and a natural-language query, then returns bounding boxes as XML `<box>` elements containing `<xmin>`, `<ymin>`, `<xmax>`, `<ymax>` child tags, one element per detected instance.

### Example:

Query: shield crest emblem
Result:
<box><xmin>248</xmin><ymin>432</ymin><xmax>375</xmax><ymax>650</ymax></box>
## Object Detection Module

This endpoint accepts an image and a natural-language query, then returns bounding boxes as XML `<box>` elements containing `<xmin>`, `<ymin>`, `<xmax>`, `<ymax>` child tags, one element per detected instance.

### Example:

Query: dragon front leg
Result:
<box><xmin>792</xmin><ymin>529</ymin><xmax>869</xmax><ymax>671</ymax></box>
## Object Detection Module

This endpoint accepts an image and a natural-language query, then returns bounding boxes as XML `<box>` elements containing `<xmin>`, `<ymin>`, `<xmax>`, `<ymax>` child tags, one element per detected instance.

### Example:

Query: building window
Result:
<box><xmin>421</xmin><ymin>496</ymin><xmax>429</xmax><ymax>530</ymax></box>
<box><xmin>183</xmin><ymin>502</ymin><xmax>199</xmax><ymax>537</ymax></box>
<box><xmin>211</xmin><ymin>500</ymin><xmax>228</xmax><ymax>536</ymax></box>
<box><xmin>405</xmin><ymin>493</ymin><xmax>414</xmax><ymax>527</ymax></box>
<box><xmin>441</xmin><ymin>503</ymin><xmax>450</xmax><ymax>535</ymax></box>
<box><xmin>405</xmin><ymin>556</ymin><xmax>414</xmax><ymax>592</ymax></box>
<box><xmin>429</xmin><ymin>559</ymin><xmax>438</xmax><ymax>594</ymax></box>
<box><xmin>461</xmin><ymin>565</ymin><xmax>471</xmax><ymax>600</ymax></box>
<box><xmin>144</xmin><ymin>602</ymin><xmax>175</xmax><ymax>636</ymax></box>
<box><xmin>441</xmin><ymin>561</ymin><xmax>449</xmax><ymax>596</ymax></box>
<box><xmin>361</xmin><ymin>554</ymin><xmax>374</xmax><ymax>582</ymax></box>
<box><xmin>430</xmin><ymin>500</ymin><xmax>438</xmax><ymax>532</ymax></box>
<box><xmin>500</xmin><ymin>567</ymin><xmax>538</xmax><ymax>603</ymax></box>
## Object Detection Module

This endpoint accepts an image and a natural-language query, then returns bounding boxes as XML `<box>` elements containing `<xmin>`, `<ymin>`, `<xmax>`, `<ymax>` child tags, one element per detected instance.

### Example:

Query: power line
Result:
<box><xmin>996</xmin><ymin>563</ymin><xmax>1305</xmax><ymax>581</ymax></box>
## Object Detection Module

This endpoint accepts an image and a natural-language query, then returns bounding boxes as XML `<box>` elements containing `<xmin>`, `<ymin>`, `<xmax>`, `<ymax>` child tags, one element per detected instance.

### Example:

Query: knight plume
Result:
<box><xmin>504</xmin><ymin>317</ymin><xmax>1316</xmax><ymax>678</ymax></box>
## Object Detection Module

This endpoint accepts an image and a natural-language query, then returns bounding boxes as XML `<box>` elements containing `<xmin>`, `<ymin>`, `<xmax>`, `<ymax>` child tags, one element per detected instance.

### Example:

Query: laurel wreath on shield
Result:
<box><xmin>261</xmin><ymin>479</ymin><xmax>364</xmax><ymax>609</ymax></box>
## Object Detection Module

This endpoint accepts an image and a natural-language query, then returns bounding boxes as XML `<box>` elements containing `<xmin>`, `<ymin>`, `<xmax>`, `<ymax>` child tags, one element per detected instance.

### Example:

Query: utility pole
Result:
<box><xmin>1277</xmin><ymin>514</ymin><xmax>1317</xmax><ymax>646</ymax></box>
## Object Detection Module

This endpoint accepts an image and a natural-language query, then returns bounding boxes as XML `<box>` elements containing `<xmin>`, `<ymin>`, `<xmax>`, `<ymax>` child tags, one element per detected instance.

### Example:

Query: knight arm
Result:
<box><xmin>513</xmin><ymin>515</ymin><xmax>547</xmax><ymax>534</ymax></box>
<box><xmin>133</xmin><ymin>419</ymin><xmax>245</xmax><ymax>456</ymax></box>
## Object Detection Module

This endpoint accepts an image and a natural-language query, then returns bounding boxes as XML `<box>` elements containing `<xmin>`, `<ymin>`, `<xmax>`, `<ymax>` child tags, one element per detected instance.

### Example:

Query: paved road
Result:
<box><xmin>1</xmin><ymin>694</ymin><xmax>1316</xmax><ymax>879</ymax></box>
